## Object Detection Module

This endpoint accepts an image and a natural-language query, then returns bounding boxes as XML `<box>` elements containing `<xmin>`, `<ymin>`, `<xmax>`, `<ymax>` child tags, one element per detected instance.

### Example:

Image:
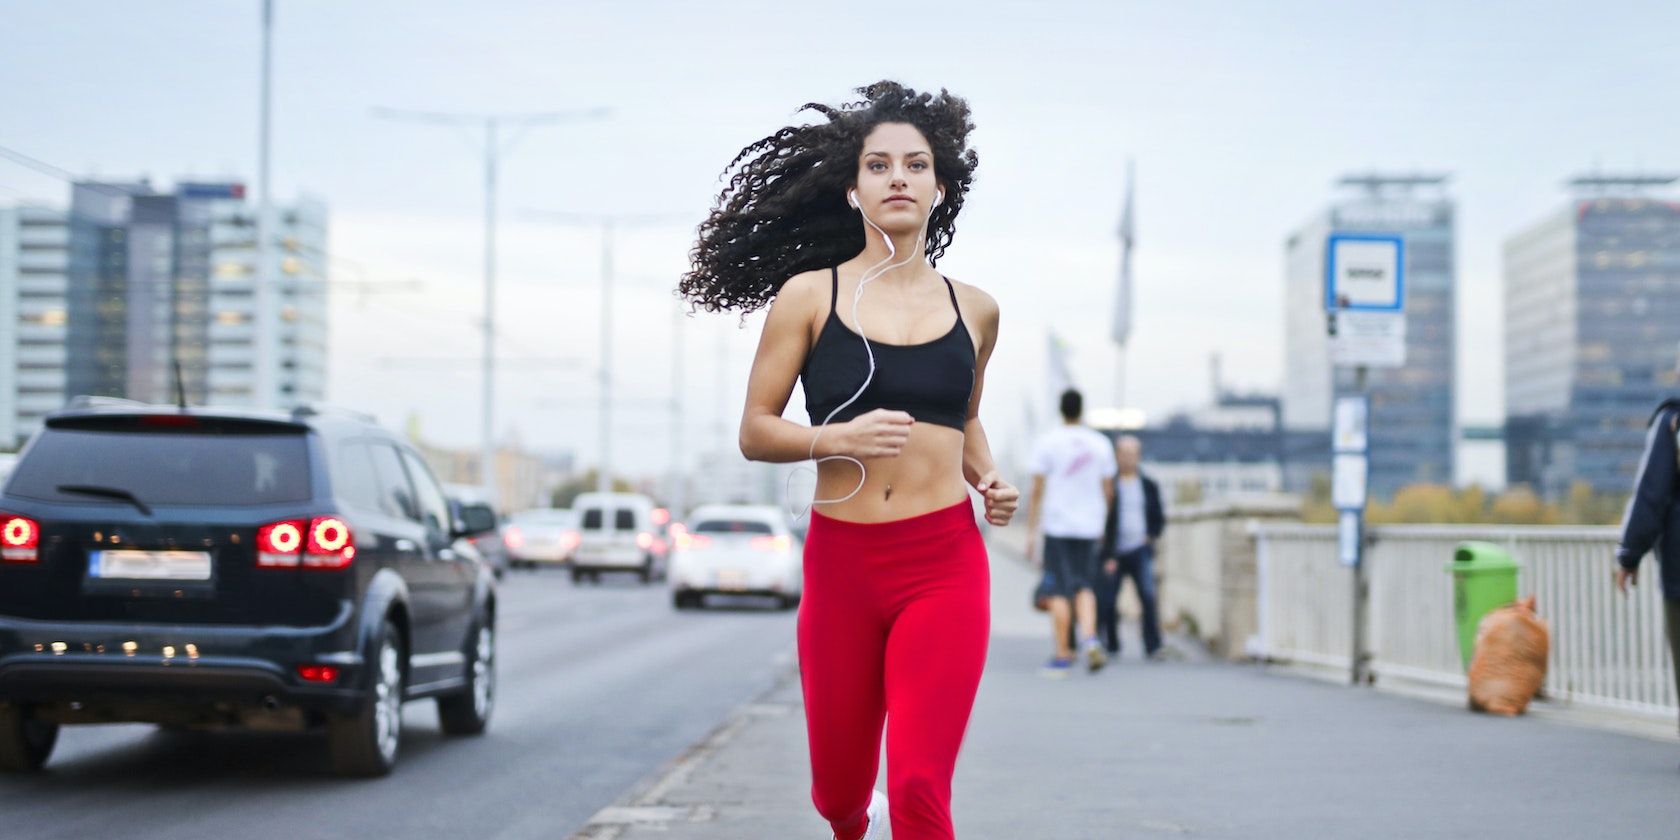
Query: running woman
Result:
<box><xmin>680</xmin><ymin>81</ymin><xmax>1017</xmax><ymax>840</ymax></box>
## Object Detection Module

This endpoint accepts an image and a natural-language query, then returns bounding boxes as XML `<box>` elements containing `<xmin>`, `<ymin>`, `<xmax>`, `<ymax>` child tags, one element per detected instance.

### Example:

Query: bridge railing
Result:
<box><xmin>1250</xmin><ymin>523</ymin><xmax>1676</xmax><ymax>720</ymax></box>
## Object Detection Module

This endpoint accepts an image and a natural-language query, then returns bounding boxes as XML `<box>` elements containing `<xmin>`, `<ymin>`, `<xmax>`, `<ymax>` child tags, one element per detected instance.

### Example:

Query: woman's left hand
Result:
<box><xmin>974</xmin><ymin>471</ymin><xmax>1019</xmax><ymax>527</ymax></box>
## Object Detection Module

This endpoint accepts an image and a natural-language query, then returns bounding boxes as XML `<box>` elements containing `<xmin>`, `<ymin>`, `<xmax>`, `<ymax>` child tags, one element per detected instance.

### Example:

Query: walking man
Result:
<box><xmin>1026</xmin><ymin>389</ymin><xmax>1117</xmax><ymax>676</ymax></box>
<box><xmin>1614</xmin><ymin>399</ymin><xmax>1680</xmax><ymax>739</ymax></box>
<box><xmin>1098</xmin><ymin>435</ymin><xmax>1166</xmax><ymax>659</ymax></box>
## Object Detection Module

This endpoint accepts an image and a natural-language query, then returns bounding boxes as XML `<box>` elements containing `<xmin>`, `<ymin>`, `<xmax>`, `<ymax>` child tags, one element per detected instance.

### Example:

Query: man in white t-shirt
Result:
<box><xmin>1026</xmin><ymin>389</ymin><xmax>1117</xmax><ymax>676</ymax></box>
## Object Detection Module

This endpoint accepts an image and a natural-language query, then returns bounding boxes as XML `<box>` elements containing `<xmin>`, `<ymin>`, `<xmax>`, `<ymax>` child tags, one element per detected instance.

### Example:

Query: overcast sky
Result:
<box><xmin>3</xmin><ymin>0</ymin><xmax>1677</xmax><ymax>481</ymax></box>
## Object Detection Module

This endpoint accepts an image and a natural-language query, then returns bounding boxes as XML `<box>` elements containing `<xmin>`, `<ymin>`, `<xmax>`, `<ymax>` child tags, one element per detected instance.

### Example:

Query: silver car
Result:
<box><xmin>669</xmin><ymin>505</ymin><xmax>802</xmax><ymax>610</ymax></box>
<box><xmin>503</xmin><ymin>508</ymin><xmax>580</xmax><ymax>569</ymax></box>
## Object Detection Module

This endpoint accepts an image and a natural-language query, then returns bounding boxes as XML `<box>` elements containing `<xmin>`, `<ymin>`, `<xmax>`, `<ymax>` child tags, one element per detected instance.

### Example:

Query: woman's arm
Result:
<box><xmin>738</xmin><ymin>271</ymin><xmax>913</xmax><ymax>464</ymax></box>
<box><xmin>958</xmin><ymin>286</ymin><xmax>1018</xmax><ymax>526</ymax></box>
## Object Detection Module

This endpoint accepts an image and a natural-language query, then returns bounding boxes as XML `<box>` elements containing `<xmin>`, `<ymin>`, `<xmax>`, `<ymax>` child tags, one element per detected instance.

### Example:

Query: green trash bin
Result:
<box><xmin>1445</xmin><ymin>542</ymin><xmax>1520</xmax><ymax>670</ymax></box>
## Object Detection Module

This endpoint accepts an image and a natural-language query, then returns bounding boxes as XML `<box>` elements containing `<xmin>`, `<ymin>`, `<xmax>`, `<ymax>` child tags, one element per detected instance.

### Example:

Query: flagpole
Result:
<box><xmin>1111</xmin><ymin>158</ymin><xmax>1135</xmax><ymax>411</ymax></box>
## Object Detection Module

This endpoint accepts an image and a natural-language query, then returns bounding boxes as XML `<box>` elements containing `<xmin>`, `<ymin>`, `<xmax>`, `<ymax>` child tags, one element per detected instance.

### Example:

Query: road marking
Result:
<box><xmin>568</xmin><ymin>648</ymin><xmax>799</xmax><ymax>839</ymax></box>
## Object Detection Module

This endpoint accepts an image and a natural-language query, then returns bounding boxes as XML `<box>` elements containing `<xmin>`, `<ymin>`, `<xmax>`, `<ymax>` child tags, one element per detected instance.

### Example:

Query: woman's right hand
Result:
<box><xmin>829</xmin><ymin>409</ymin><xmax>914</xmax><ymax>458</ymax></box>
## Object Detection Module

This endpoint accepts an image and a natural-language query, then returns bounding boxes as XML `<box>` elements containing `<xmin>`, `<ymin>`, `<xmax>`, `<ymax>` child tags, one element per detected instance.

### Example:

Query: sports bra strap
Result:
<box><xmin>942</xmin><ymin>276</ymin><xmax>963</xmax><ymax>321</ymax></box>
<box><xmin>827</xmin><ymin>265</ymin><xmax>962</xmax><ymax>323</ymax></box>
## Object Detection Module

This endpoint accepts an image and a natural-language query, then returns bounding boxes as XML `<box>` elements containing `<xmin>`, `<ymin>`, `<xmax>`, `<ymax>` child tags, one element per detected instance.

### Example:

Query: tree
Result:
<box><xmin>550</xmin><ymin>470</ymin><xmax>637</xmax><ymax>509</ymax></box>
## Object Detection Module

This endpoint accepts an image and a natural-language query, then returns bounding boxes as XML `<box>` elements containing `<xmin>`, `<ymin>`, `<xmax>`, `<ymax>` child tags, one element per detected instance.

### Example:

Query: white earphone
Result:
<box><xmin>789</xmin><ymin>184</ymin><xmax>943</xmax><ymax>518</ymax></box>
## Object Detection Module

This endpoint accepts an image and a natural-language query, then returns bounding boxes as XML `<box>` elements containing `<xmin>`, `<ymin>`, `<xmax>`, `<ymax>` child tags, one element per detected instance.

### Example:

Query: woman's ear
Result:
<box><xmin>847</xmin><ymin>188</ymin><xmax>859</xmax><ymax>209</ymax></box>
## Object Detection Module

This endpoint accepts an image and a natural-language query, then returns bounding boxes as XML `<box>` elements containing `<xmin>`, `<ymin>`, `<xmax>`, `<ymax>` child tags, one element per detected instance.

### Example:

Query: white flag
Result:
<box><xmin>1111</xmin><ymin>159</ymin><xmax>1136</xmax><ymax>347</ymax></box>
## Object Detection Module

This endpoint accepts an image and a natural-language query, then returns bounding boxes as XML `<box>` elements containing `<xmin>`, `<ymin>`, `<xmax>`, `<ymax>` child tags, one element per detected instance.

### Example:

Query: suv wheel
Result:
<box><xmin>637</xmin><ymin>555</ymin><xmax>654</xmax><ymax>584</ymax></box>
<box><xmin>438</xmin><ymin>622</ymin><xmax>495</xmax><ymax>735</ymax></box>
<box><xmin>0</xmin><ymin>703</ymin><xmax>58</xmax><ymax>772</ymax></box>
<box><xmin>328</xmin><ymin>619</ymin><xmax>404</xmax><ymax>777</ymax></box>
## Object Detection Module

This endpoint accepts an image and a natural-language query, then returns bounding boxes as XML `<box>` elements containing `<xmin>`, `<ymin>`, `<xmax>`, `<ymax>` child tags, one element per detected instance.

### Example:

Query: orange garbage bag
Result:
<box><xmin>1467</xmin><ymin>595</ymin><xmax>1550</xmax><ymax>716</ymax></box>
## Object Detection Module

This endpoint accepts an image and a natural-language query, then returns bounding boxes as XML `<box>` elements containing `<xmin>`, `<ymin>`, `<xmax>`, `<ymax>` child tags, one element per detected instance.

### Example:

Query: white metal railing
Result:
<box><xmin>1253</xmin><ymin>523</ymin><xmax>1677</xmax><ymax>721</ymax></box>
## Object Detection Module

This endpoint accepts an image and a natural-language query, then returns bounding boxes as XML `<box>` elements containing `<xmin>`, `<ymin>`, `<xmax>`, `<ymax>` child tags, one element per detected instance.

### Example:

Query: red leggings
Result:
<box><xmin>799</xmin><ymin>500</ymin><xmax>990</xmax><ymax>840</ymax></box>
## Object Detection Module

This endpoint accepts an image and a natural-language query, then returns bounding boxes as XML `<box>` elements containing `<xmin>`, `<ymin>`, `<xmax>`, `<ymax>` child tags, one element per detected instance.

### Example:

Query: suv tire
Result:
<box><xmin>0</xmin><ymin>703</ymin><xmax>58</xmax><ymax>772</ymax></box>
<box><xmin>438</xmin><ymin>621</ymin><xmax>495</xmax><ymax>736</ymax></box>
<box><xmin>328</xmin><ymin>618</ymin><xmax>404</xmax><ymax>777</ymax></box>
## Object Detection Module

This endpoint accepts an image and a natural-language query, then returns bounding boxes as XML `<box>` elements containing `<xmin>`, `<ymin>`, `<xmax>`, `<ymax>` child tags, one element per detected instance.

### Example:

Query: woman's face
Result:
<box><xmin>852</xmin><ymin>122</ymin><xmax>939</xmax><ymax>233</ymax></box>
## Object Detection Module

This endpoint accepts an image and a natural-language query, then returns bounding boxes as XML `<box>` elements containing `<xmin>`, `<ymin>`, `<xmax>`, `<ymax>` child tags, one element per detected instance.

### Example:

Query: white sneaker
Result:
<box><xmin>836</xmin><ymin>789</ymin><xmax>887</xmax><ymax>840</ymax></box>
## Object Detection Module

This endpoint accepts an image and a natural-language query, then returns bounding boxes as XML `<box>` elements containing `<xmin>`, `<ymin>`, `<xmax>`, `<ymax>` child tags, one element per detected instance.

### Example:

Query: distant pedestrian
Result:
<box><xmin>1026</xmin><ymin>389</ymin><xmax>1116</xmax><ymax>676</ymax></box>
<box><xmin>1614</xmin><ymin>399</ymin><xmax>1680</xmax><ymax>738</ymax></box>
<box><xmin>1098</xmin><ymin>435</ymin><xmax>1166</xmax><ymax>659</ymax></box>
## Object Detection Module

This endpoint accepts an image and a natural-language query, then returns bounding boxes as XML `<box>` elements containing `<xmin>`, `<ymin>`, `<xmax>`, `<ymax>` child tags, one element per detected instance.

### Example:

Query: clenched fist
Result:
<box><xmin>973</xmin><ymin>470</ymin><xmax>1018</xmax><ymax>527</ymax></box>
<box><xmin>834</xmin><ymin>409</ymin><xmax>914</xmax><ymax>459</ymax></box>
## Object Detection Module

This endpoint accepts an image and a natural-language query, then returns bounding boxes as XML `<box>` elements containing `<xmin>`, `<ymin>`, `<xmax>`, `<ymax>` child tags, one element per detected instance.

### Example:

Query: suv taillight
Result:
<box><xmin>257</xmin><ymin>516</ymin><xmax>355</xmax><ymax>570</ymax></box>
<box><xmin>1</xmin><ymin>513</ymin><xmax>40</xmax><ymax>563</ymax></box>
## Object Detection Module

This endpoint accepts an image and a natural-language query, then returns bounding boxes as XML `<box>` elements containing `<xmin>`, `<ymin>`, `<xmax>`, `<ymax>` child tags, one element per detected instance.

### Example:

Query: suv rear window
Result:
<box><xmin>581</xmin><ymin>508</ymin><xmax>603</xmax><ymax>529</ymax></box>
<box><xmin>614</xmin><ymin>509</ymin><xmax>635</xmax><ymax>530</ymax></box>
<box><xmin>5</xmin><ymin>428</ymin><xmax>312</xmax><ymax>506</ymax></box>
<box><xmin>692</xmin><ymin>520</ymin><xmax>773</xmax><ymax>535</ymax></box>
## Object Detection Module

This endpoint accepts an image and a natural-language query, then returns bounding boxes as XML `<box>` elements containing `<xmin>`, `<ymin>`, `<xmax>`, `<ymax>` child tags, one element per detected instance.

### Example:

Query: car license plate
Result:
<box><xmin>89</xmin><ymin>550</ymin><xmax>213</xmax><ymax>581</ymax></box>
<box><xmin>717</xmin><ymin>569</ymin><xmax>748</xmax><ymax>591</ymax></box>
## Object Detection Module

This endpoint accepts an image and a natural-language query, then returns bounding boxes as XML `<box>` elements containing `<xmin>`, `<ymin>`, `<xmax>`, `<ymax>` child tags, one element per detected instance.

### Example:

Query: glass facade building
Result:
<box><xmin>1283</xmin><ymin>176</ymin><xmax>1457</xmax><ymax>498</ymax></box>
<box><xmin>3</xmin><ymin>181</ymin><xmax>327</xmax><ymax>449</ymax></box>
<box><xmin>1504</xmin><ymin>184</ymin><xmax>1680</xmax><ymax>497</ymax></box>
<box><xmin>0</xmin><ymin>206</ymin><xmax>70</xmax><ymax>449</ymax></box>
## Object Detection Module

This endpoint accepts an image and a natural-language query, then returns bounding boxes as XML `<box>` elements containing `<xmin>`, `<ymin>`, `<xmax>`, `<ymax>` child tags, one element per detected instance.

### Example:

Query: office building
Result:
<box><xmin>1283</xmin><ymin>174</ymin><xmax>1457</xmax><ymax>498</ymax></box>
<box><xmin>1505</xmin><ymin>175</ymin><xmax>1680</xmax><ymax>496</ymax></box>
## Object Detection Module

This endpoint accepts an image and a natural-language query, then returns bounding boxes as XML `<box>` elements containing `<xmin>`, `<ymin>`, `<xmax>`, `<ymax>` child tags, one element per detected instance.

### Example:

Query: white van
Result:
<box><xmin>570</xmin><ymin>492</ymin><xmax>665</xmax><ymax>584</ymax></box>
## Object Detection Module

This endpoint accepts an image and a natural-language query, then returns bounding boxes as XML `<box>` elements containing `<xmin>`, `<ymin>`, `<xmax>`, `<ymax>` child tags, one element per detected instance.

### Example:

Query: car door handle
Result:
<box><xmin>394</xmin><ymin>539</ymin><xmax>418</xmax><ymax>552</ymax></box>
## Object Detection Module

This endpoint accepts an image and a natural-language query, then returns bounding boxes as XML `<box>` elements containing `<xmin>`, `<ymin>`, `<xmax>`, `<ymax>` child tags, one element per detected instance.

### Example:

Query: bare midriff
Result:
<box><xmin>813</xmin><ymin>422</ymin><xmax>970</xmax><ymax>523</ymax></box>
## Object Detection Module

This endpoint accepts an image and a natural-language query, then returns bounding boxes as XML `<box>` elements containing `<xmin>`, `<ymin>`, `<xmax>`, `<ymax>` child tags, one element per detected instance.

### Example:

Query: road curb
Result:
<box><xmin>567</xmin><ymin>653</ymin><xmax>801</xmax><ymax>839</ymax></box>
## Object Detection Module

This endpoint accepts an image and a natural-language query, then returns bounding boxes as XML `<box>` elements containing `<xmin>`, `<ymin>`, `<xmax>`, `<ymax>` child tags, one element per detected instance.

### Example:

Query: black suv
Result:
<box><xmin>0</xmin><ymin>402</ymin><xmax>496</xmax><ymax>776</ymax></box>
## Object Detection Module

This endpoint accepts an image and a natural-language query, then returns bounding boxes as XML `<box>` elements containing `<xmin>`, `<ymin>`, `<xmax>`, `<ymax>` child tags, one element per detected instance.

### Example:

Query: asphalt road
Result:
<box><xmin>0</xmin><ymin>570</ymin><xmax>798</xmax><ymax>840</ymax></box>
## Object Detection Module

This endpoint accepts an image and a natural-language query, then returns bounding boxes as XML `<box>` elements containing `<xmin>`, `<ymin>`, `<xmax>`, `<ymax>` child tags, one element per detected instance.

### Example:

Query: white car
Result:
<box><xmin>669</xmin><ymin>505</ymin><xmax>802</xmax><ymax>610</ymax></box>
<box><xmin>503</xmin><ymin>508</ymin><xmax>580</xmax><ymax>569</ymax></box>
<box><xmin>571</xmin><ymin>492</ymin><xmax>666</xmax><ymax>584</ymax></box>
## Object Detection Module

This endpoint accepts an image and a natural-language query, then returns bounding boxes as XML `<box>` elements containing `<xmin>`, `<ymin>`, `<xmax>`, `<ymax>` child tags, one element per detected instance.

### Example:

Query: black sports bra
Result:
<box><xmin>801</xmin><ymin>266</ymin><xmax>976</xmax><ymax>432</ymax></box>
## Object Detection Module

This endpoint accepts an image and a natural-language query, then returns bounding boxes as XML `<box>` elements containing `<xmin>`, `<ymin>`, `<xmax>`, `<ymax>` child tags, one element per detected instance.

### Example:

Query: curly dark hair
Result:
<box><xmin>679</xmin><ymin>80</ymin><xmax>978</xmax><ymax>315</ymax></box>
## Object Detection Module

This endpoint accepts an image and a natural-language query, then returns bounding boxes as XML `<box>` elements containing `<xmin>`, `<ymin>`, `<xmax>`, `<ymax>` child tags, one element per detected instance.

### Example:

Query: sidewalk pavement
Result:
<box><xmin>574</xmin><ymin>529</ymin><xmax>1679</xmax><ymax>840</ymax></box>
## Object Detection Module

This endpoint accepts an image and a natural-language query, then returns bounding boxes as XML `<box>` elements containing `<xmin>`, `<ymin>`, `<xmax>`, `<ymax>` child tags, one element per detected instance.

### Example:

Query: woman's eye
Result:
<box><xmin>910</xmin><ymin>161</ymin><xmax>928</xmax><ymax>171</ymax></box>
<box><xmin>868</xmin><ymin>162</ymin><xmax>887</xmax><ymax>172</ymax></box>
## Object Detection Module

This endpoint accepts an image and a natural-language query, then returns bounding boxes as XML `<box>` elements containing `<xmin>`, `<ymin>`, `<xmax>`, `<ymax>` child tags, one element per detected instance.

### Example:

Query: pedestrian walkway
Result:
<box><xmin>572</xmin><ymin>531</ymin><xmax>1679</xmax><ymax>840</ymax></box>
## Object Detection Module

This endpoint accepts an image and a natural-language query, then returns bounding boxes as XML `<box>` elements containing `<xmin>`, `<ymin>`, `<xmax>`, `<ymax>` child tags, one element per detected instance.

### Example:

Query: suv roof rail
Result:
<box><xmin>290</xmin><ymin>403</ymin><xmax>378</xmax><ymax>424</ymax></box>
<box><xmin>64</xmin><ymin>395</ymin><xmax>151</xmax><ymax>410</ymax></box>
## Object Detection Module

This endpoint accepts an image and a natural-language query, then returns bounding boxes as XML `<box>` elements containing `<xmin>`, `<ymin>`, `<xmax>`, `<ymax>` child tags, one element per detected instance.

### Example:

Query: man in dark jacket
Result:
<box><xmin>1615</xmin><ymin>398</ymin><xmax>1680</xmax><ymax>735</ymax></box>
<box><xmin>1098</xmin><ymin>435</ymin><xmax>1166</xmax><ymax>658</ymax></box>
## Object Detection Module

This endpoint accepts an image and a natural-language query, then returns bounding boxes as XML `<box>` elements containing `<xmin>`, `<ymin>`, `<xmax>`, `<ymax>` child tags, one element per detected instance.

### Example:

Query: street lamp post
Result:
<box><xmin>370</xmin><ymin>106</ymin><xmax>608</xmax><ymax>506</ymax></box>
<box><xmin>254</xmin><ymin>0</ymin><xmax>276</xmax><ymax>409</ymax></box>
<box><xmin>523</xmin><ymin>212</ymin><xmax>686</xmax><ymax>499</ymax></box>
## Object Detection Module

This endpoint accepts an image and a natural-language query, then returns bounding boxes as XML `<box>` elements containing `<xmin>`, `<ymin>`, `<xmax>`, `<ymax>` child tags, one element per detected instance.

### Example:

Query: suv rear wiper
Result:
<box><xmin>55</xmin><ymin>484</ymin><xmax>153</xmax><ymax>516</ymax></box>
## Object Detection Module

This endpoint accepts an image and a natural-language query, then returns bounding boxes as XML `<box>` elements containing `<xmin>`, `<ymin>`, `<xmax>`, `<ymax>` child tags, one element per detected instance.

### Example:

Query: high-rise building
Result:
<box><xmin>1</xmin><ymin>180</ymin><xmax>327</xmax><ymax>449</ymax></box>
<box><xmin>1504</xmin><ymin>175</ymin><xmax>1680</xmax><ymax>497</ymax></box>
<box><xmin>0</xmin><ymin>205</ymin><xmax>70</xmax><ymax>449</ymax></box>
<box><xmin>1282</xmin><ymin>174</ymin><xmax>1457</xmax><ymax>498</ymax></box>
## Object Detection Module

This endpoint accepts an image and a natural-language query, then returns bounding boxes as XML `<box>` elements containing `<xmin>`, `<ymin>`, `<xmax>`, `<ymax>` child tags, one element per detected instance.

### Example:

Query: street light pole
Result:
<box><xmin>370</xmin><ymin>105</ymin><xmax>608</xmax><ymax>506</ymax></box>
<box><xmin>523</xmin><ymin>211</ymin><xmax>686</xmax><ymax>501</ymax></box>
<box><xmin>670</xmin><ymin>301</ymin><xmax>685</xmax><ymax>518</ymax></box>
<box><xmin>254</xmin><ymin>0</ymin><xmax>276</xmax><ymax>409</ymax></box>
<box><xmin>483</xmin><ymin>117</ymin><xmax>499</xmax><ymax>503</ymax></box>
<box><xmin>598</xmin><ymin>220</ymin><xmax>613</xmax><ymax>493</ymax></box>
